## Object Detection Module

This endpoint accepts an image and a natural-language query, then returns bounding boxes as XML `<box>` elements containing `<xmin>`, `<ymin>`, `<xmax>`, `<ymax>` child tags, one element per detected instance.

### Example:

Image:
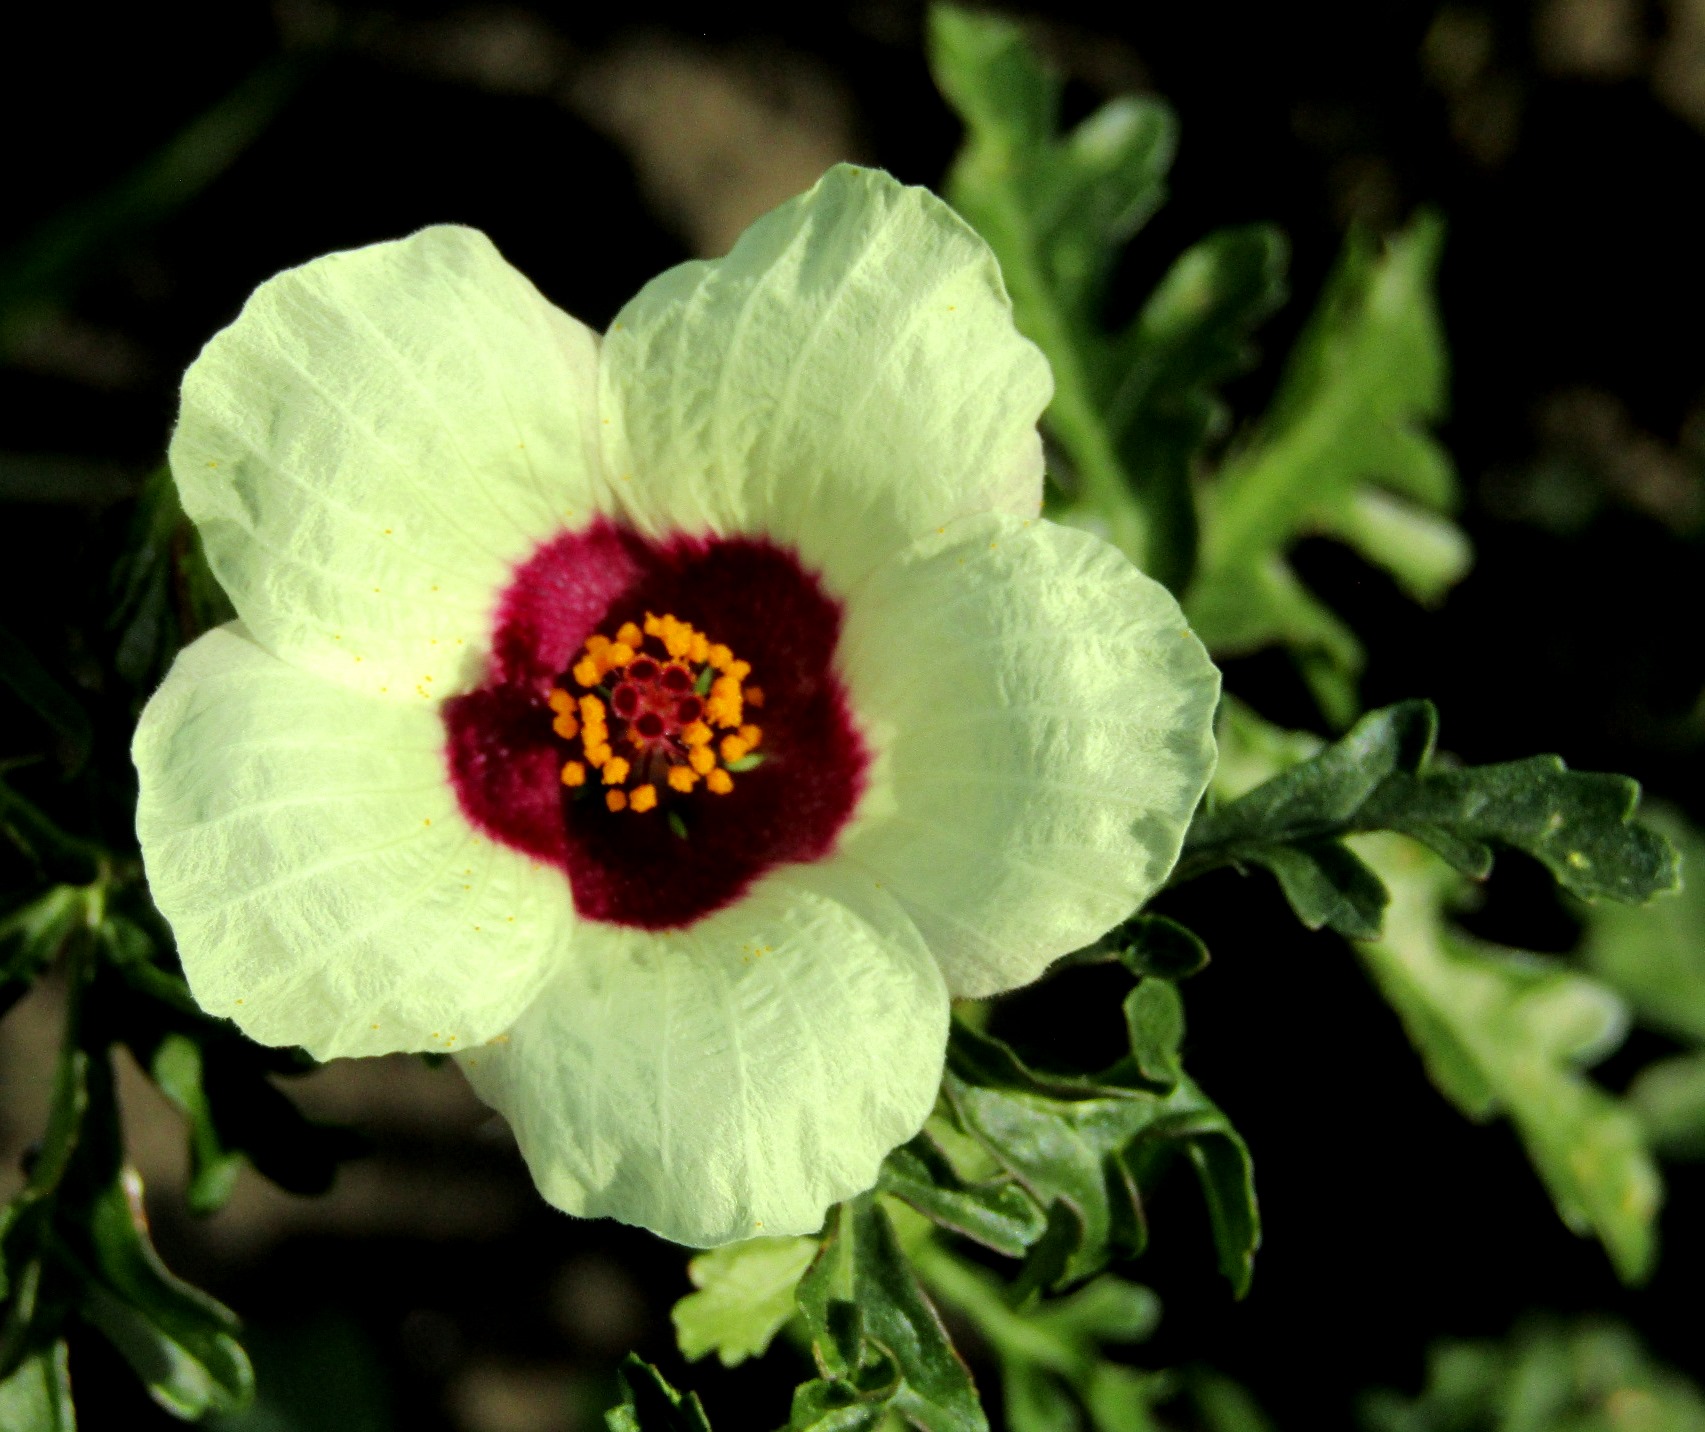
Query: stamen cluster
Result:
<box><xmin>548</xmin><ymin>613</ymin><xmax>765</xmax><ymax>815</ymax></box>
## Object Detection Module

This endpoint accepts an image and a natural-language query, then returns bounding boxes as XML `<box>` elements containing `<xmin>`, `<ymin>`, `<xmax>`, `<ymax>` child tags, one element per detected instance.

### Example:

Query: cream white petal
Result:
<box><xmin>836</xmin><ymin>514</ymin><xmax>1220</xmax><ymax>998</ymax></box>
<box><xmin>597</xmin><ymin>164</ymin><xmax>1051</xmax><ymax>595</ymax></box>
<box><xmin>170</xmin><ymin>226</ymin><xmax>607</xmax><ymax>700</ymax></box>
<box><xmin>456</xmin><ymin>864</ymin><xmax>949</xmax><ymax>1247</ymax></box>
<box><xmin>133</xmin><ymin>625</ymin><xmax>570</xmax><ymax>1059</ymax></box>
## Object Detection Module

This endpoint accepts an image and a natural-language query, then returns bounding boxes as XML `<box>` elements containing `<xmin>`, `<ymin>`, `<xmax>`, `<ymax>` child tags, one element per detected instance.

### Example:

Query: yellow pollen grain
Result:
<box><xmin>727</xmin><ymin>659</ymin><xmax>751</xmax><ymax>682</ymax></box>
<box><xmin>720</xmin><ymin>735</ymin><xmax>751</xmax><ymax>763</ymax></box>
<box><xmin>585</xmin><ymin>634</ymin><xmax>611</xmax><ymax>655</ymax></box>
<box><xmin>560</xmin><ymin>761</ymin><xmax>586</xmax><ymax>787</ymax></box>
<box><xmin>552</xmin><ymin>712</ymin><xmax>580</xmax><ymax>740</ymax></box>
<box><xmin>706</xmin><ymin>768</ymin><xmax>734</xmax><ymax>795</ymax></box>
<box><xmin>708</xmin><ymin>643</ymin><xmax>733</xmax><ymax>671</ymax></box>
<box><xmin>668</xmin><ymin>765</ymin><xmax>697</xmax><ymax>793</ymax></box>
<box><xmin>739</xmin><ymin>724</ymin><xmax>763</xmax><ymax>748</ymax></box>
<box><xmin>629</xmin><ymin>784</ymin><xmax>658</xmax><ymax>813</ymax></box>
<box><xmin>572</xmin><ymin>656</ymin><xmax>601</xmax><ymax>687</ymax></box>
<box><xmin>548</xmin><ymin>688</ymin><xmax>574</xmax><ymax>714</ymax></box>
<box><xmin>689</xmin><ymin>631</ymin><xmax>710</xmax><ymax>664</ymax></box>
<box><xmin>606</xmin><ymin>789</ymin><xmax>628</xmax><ymax>812</ymax></box>
<box><xmin>745</xmin><ymin>686</ymin><xmax>765</xmax><ymax>708</ymax></box>
<box><xmin>644</xmin><ymin>613</ymin><xmax>664</xmax><ymax>637</ymax></box>
<box><xmin>579</xmin><ymin>695</ymin><xmax>606</xmax><ymax>725</ymax></box>
<box><xmin>689</xmin><ymin>745</ymin><xmax>717</xmax><ymax>776</ymax></box>
<box><xmin>585</xmin><ymin>742</ymin><xmax>612</xmax><ymax>768</ymax></box>
<box><xmin>616</xmin><ymin>621</ymin><xmax>642</xmax><ymax>648</ymax></box>
<box><xmin>602</xmin><ymin>756</ymin><xmax>631</xmax><ymax>785</ymax></box>
<box><xmin>664</xmin><ymin>625</ymin><xmax>693</xmax><ymax>659</ymax></box>
<box><xmin>683</xmin><ymin>720</ymin><xmax>712</xmax><ymax>747</ymax></box>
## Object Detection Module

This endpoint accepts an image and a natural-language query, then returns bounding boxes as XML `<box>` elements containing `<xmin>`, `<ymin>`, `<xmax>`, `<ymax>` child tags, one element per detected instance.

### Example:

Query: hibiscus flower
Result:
<box><xmin>133</xmin><ymin>165</ymin><xmax>1219</xmax><ymax>1246</ymax></box>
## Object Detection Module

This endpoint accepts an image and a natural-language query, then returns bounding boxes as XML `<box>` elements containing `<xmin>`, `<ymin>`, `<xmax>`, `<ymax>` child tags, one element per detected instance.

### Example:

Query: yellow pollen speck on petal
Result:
<box><xmin>602</xmin><ymin>756</ymin><xmax>631</xmax><ymax>785</ymax></box>
<box><xmin>606</xmin><ymin>789</ymin><xmax>628</xmax><ymax>812</ymax></box>
<box><xmin>668</xmin><ymin>765</ymin><xmax>697</xmax><ymax>792</ymax></box>
<box><xmin>616</xmin><ymin>621</ymin><xmax>643</xmax><ymax>648</ymax></box>
<box><xmin>683</xmin><ymin>721</ymin><xmax>712</xmax><ymax>746</ymax></box>
<box><xmin>720</xmin><ymin>735</ymin><xmax>751</xmax><ymax>763</ymax></box>
<box><xmin>739</xmin><ymin>724</ymin><xmax>763</xmax><ymax>748</ymax></box>
<box><xmin>744</xmin><ymin>686</ymin><xmax>764</xmax><ymax>708</ymax></box>
<box><xmin>548</xmin><ymin>688</ymin><xmax>574</xmax><ymax>714</ymax></box>
<box><xmin>572</xmin><ymin>656</ymin><xmax>601</xmax><ymax>687</ymax></box>
<box><xmin>706</xmin><ymin>768</ymin><xmax>734</xmax><ymax>795</ymax></box>
<box><xmin>689</xmin><ymin>745</ymin><xmax>717</xmax><ymax>776</ymax></box>
<box><xmin>629</xmin><ymin>784</ymin><xmax>658</xmax><ymax>813</ymax></box>
<box><xmin>423</xmin><ymin>818</ymin><xmax>432</xmax><ymax>826</ymax></box>
<box><xmin>561</xmin><ymin>761</ymin><xmax>586</xmax><ymax>787</ymax></box>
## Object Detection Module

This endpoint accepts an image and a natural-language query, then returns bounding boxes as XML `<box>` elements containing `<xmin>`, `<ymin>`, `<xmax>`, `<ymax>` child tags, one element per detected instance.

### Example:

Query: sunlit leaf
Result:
<box><xmin>672</xmin><ymin>1235</ymin><xmax>818</xmax><ymax>1368</ymax></box>
<box><xmin>1356</xmin><ymin>836</ymin><xmax>1661</xmax><ymax>1283</ymax></box>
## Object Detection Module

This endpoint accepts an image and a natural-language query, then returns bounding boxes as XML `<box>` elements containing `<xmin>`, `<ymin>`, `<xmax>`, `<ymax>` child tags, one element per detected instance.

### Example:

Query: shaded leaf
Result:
<box><xmin>793</xmin><ymin>1197</ymin><xmax>986</xmax><ymax>1432</ymax></box>
<box><xmin>0</xmin><ymin>621</ymin><xmax>91</xmax><ymax>772</ymax></box>
<box><xmin>1176</xmin><ymin>701</ymin><xmax>1679</xmax><ymax>936</ymax></box>
<box><xmin>1102</xmin><ymin>915</ymin><xmax>1210</xmax><ymax>981</ymax></box>
<box><xmin>672</xmin><ymin>1235</ymin><xmax>817</xmax><ymax>1368</ymax></box>
<box><xmin>1356</xmin><ymin>836</ymin><xmax>1661</xmax><ymax>1283</ymax></box>
<box><xmin>605</xmin><ymin>1355</ymin><xmax>714</xmax><ymax>1432</ymax></box>
<box><xmin>0</xmin><ymin>887</ymin><xmax>92</xmax><ymax>1020</ymax></box>
<box><xmin>879</xmin><ymin>1128</ymin><xmax>1047</xmax><ymax>1259</ymax></box>
<box><xmin>1627</xmin><ymin>1052</ymin><xmax>1705</xmax><ymax>1161</ymax></box>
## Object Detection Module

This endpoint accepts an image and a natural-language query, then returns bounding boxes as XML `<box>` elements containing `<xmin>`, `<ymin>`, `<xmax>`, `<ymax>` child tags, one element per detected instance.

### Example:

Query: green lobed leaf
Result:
<box><xmin>671</xmin><ymin>1235</ymin><xmax>818</xmax><ymax>1368</ymax></box>
<box><xmin>1185</xmin><ymin>216</ymin><xmax>1465</xmax><ymax>720</ymax></box>
<box><xmin>1627</xmin><ymin>1052</ymin><xmax>1705</xmax><ymax>1161</ymax></box>
<box><xmin>1578</xmin><ymin>809</ymin><xmax>1705</xmax><ymax>1045</ymax></box>
<box><xmin>1175</xmin><ymin>701</ymin><xmax>1679</xmax><ymax>936</ymax></box>
<box><xmin>605</xmin><ymin>1355</ymin><xmax>714</xmax><ymax>1432</ymax></box>
<box><xmin>793</xmin><ymin>1197</ymin><xmax>987</xmax><ymax>1432</ymax></box>
<box><xmin>1</xmin><ymin>887</ymin><xmax>93</xmax><ymax>1020</ymax></box>
<box><xmin>1360</xmin><ymin>1317</ymin><xmax>1705</xmax><ymax>1432</ymax></box>
<box><xmin>942</xmin><ymin>1019</ymin><xmax>1258</xmax><ymax>1295</ymax></box>
<box><xmin>913</xmin><ymin>1241</ymin><xmax>1165</xmax><ymax>1432</ymax></box>
<box><xmin>0</xmin><ymin>1342</ymin><xmax>75</xmax><ymax>1432</ymax></box>
<box><xmin>927</xmin><ymin>4</ymin><xmax>1285</xmax><ymax>589</ymax></box>
<box><xmin>1101</xmin><ymin>914</ymin><xmax>1210</xmax><ymax>981</ymax></box>
<box><xmin>879</xmin><ymin>1127</ymin><xmax>1048</xmax><ymax>1259</ymax></box>
<box><xmin>1355</xmin><ymin>835</ymin><xmax>1661</xmax><ymax>1283</ymax></box>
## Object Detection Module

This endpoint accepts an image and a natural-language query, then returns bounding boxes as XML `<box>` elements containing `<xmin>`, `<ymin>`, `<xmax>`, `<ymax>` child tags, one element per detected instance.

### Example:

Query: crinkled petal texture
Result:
<box><xmin>170</xmin><ymin>225</ymin><xmax>606</xmax><ymax>700</ymax></box>
<box><xmin>598</xmin><ymin>164</ymin><xmax>1052</xmax><ymax>591</ymax></box>
<box><xmin>134</xmin><ymin>625</ymin><xmax>569</xmax><ymax>1060</ymax></box>
<box><xmin>836</xmin><ymin>514</ymin><xmax>1221</xmax><ymax>998</ymax></box>
<box><xmin>455</xmin><ymin>865</ymin><xmax>948</xmax><ymax>1246</ymax></box>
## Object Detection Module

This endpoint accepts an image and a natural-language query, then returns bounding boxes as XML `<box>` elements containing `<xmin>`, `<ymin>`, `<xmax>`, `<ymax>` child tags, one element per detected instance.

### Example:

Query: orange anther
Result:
<box><xmin>629</xmin><ymin>784</ymin><xmax>658</xmax><ymax>813</ymax></box>
<box><xmin>584</xmin><ymin>742</ymin><xmax>612</xmax><ymax>768</ymax></box>
<box><xmin>572</xmin><ymin>657</ymin><xmax>601</xmax><ymax>688</ymax></box>
<box><xmin>606</xmin><ymin>789</ymin><xmax>628</xmax><ymax>812</ymax></box>
<box><xmin>552</xmin><ymin>711</ymin><xmax>580</xmax><ymax>740</ymax></box>
<box><xmin>706</xmin><ymin>768</ymin><xmax>734</xmax><ymax>795</ymax></box>
<box><xmin>688</xmin><ymin>745</ymin><xmax>717</xmax><ymax>776</ymax></box>
<box><xmin>683</xmin><ymin>721</ymin><xmax>713</xmax><ymax>747</ymax></box>
<box><xmin>727</xmin><ymin>659</ymin><xmax>751</xmax><ymax>682</ymax></box>
<box><xmin>560</xmin><ymin>761</ymin><xmax>586</xmax><ymax>787</ymax></box>
<box><xmin>667</xmin><ymin>765</ymin><xmax>697</xmax><ymax>793</ymax></box>
<box><xmin>585</xmin><ymin>634</ymin><xmax>611</xmax><ymax>656</ymax></box>
<box><xmin>738</xmin><ymin>724</ymin><xmax>763</xmax><ymax>748</ymax></box>
<box><xmin>606</xmin><ymin>642</ymin><xmax>636</xmax><ymax>667</ymax></box>
<box><xmin>720</xmin><ymin>735</ymin><xmax>751</xmax><ymax>764</ymax></box>
<box><xmin>744</xmin><ymin>687</ymin><xmax>765</xmax><ymax>708</ymax></box>
<box><xmin>707</xmin><ymin>644</ymin><xmax>733</xmax><ymax>671</ymax></box>
<box><xmin>602</xmin><ymin>756</ymin><xmax>631</xmax><ymax>785</ymax></box>
<box><xmin>689</xmin><ymin>632</ymin><xmax>710</xmax><ymax>664</ymax></box>
<box><xmin>615</xmin><ymin>621</ymin><xmax>643</xmax><ymax>648</ymax></box>
<box><xmin>547</xmin><ymin>688</ymin><xmax>575</xmax><ymax>714</ymax></box>
<box><xmin>579</xmin><ymin>695</ymin><xmax>606</xmax><ymax>725</ymax></box>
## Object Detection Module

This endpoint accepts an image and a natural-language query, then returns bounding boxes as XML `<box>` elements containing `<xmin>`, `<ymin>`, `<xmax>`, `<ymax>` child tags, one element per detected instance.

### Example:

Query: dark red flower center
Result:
<box><xmin>442</xmin><ymin>520</ymin><xmax>868</xmax><ymax>930</ymax></box>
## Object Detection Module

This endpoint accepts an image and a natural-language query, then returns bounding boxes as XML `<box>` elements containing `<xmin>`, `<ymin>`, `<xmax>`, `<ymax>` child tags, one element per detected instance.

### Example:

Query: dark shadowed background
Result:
<box><xmin>3</xmin><ymin>3</ymin><xmax>1703</xmax><ymax>1428</ymax></box>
